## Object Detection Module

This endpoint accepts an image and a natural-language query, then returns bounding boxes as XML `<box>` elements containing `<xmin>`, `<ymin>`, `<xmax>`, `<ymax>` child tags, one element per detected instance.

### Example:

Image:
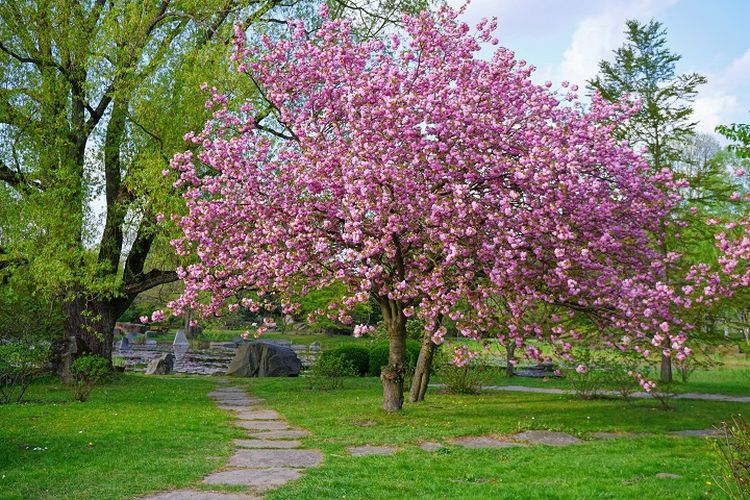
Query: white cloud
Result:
<box><xmin>555</xmin><ymin>0</ymin><xmax>679</xmax><ymax>87</ymax></box>
<box><xmin>693</xmin><ymin>49</ymin><xmax>750</xmax><ymax>132</ymax></box>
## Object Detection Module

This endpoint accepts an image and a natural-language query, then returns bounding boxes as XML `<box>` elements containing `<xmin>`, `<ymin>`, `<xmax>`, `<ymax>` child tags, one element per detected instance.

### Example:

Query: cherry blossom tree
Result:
<box><xmin>168</xmin><ymin>6</ymin><xmax>687</xmax><ymax>411</ymax></box>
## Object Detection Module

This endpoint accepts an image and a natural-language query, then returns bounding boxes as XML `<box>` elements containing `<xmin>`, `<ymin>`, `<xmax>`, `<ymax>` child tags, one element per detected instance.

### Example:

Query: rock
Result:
<box><xmin>655</xmin><ymin>472</ymin><xmax>682</xmax><ymax>479</ymax></box>
<box><xmin>140</xmin><ymin>489</ymin><xmax>259</xmax><ymax>500</ymax></box>
<box><xmin>234</xmin><ymin>439</ymin><xmax>302</xmax><ymax>449</ymax></box>
<box><xmin>226</xmin><ymin>342</ymin><xmax>302</xmax><ymax>377</ymax></box>
<box><xmin>145</xmin><ymin>330</ymin><xmax>158</xmax><ymax>339</ymax></box>
<box><xmin>420</xmin><ymin>442</ymin><xmax>443</xmax><ymax>452</ymax></box>
<box><xmin>347</xmin><ymin>445</ymin><xmax>399</xmax><ymax>456</ymax></box>
<box><xmin>512</xmin><ymin>430</ymin><xmax>582</xmax><ymax>446</ymax></box>
<box><xmin>247</xmin><ymin>429</ymin><xmax>310</xmax><ymax>439</ymax></box>
<box><xmin>448</xmin><ymin>436</ymin><xmax>523</xmax><ymax>448</ymax></box>
<box><xmin>117</xmin><ymin>337</ymin><xmax>130</xmax><ymax>350</ymax></box>
<box><xmin>309</xmin><ymin>341</ymin><xmax>321</xmax><ymax>350</ymax></box>
<box><xmin>203</xmin><ymin>468</ymin><xmax>303</xmax><ymax>491</ymax></box>
<box><xmin>145</xmin><ymin>339</ymin><xmax>157</xmax><ymax>346</ymax></box>
<box><xmin>228</xmin><ymin>449</ymin><xmax>323</xmax><ymax>468</ymax></box>
<box><xmin>145</xmin><ymin>353</ymin><xmax>174</xmax><ymax>375</ymax></box>
<box><xmin>235</xmin><ymin>420</ymin><xmax>290</xmax><ymax>431</ymax></box>
<box><xmin>670</xmin><ymin>428</ymin><xmax>721</xmax><ymax>437</ymax></box>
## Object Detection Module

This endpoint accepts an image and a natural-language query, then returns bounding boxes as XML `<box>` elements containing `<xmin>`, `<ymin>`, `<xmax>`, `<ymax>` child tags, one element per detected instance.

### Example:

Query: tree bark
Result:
<box><xmin>659</xmin><ymin>352</ymin><xmax>673</xmax><ymax>383</ymax></box>
<box><xmin>378</xmin><ymin>298</ymin><xmax>407</xmax><ymax>412</ymax></box>
<box><xmin>409</xmin><ymin>330</ymin><xmax>436</xmax><ymax>403</ymax></box>
<box><xmin>505</xmin><ymin>342</ymin><xmax>516</xmax><ymax>378</ymax></box>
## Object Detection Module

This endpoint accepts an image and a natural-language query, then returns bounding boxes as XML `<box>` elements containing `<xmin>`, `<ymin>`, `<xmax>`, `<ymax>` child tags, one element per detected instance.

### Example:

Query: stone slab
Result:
<box><xmin>512</xmin><ymin>431</ymin><xmax>582</xmax><ymax>446</ymax></box>
<box><xmin>247</xmin><ymin>429</ymin><xmax>310</xmax><ymax>439</ymax></box>
<box><xmin>347</xmin><ymin>445</ymin><xmax>398</xmax><ymax>456</ymax></box>
<box><xmin>656</xmin><ymin>472</ymin><xmax>682</xmax><ymax>479</ymax></box>
<box><xmin>420</xmin><ymin>442</ymin><xmax>443</xmax><ymax>452</ymax></box>
<box><xmin>448</xmin><ymin>436</ymin><xmax>524</xmax><ymax>449</ymax></box>
<box><xmin>670</xmin><ymin>428</ymin><xmax>721</xmax><ymax>437</ymax></box>
<box><xmin>203</xmin><ymin>468</ymin><xmax>302</xmax><ymax>491</ymax></box>
<box><xmin>234</xmin><ymin>439</ymin><xmax>302</xmax><ymax>449</ymax></box>
<box><xmin>234</xmin><ymin>410</ymin><xmax>282</xmax><ymax>421</ymax></box>
<box><xmin>228</xmin><ymin>449</ymin><xmax>323</xmax><ymax>468</ymax></box>
<box><xmin>140</xmin><ymin>490</ymin><xmax>258</xmax><ymax>500</ymax></box>
<box><xmin>236</xmin><ymin>420</ymin><xmax>289</xmax><ymax>431</ymax></box>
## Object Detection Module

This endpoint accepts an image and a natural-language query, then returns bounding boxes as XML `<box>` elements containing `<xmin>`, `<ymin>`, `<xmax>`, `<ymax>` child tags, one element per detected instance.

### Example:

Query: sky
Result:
<box><xmin>447</xmin><ymin>0</ymin><xmax>750</xmax><ymax>135</ymax></box>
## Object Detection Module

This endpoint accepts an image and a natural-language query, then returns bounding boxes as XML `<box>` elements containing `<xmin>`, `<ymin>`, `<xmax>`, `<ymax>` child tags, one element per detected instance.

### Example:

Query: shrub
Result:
<box><xmin>307</xmin><ymin>353</ymin><xmax>357</xmax><ymax>390</ymax></box>
<box><xmin>368</xmin><ymin>339</ymin><xmax>421</xmax><ymax>377</ymax></box>
<box><xmin>436</xmin><ymin>352</ymin><xmax>496</xmax><ymax>395</ymax></box>
<box><xmin>318</xmin><ymin>345</ymin><xmax>370</xmax><ymax>376</ymax></box>
<box><xmin>0</xmin><ymin>341</ymin><xmax>50</xmax><ymax>404</ymax></box>
<box><xmin>714</xmin><ymin>416</ymin><xmax>750</xmax><ymax>499</ymax></box>
<box><xmin>70</xmin><ymin>354</ymin><xmax>110</xmax><ymax>402</ymax></box>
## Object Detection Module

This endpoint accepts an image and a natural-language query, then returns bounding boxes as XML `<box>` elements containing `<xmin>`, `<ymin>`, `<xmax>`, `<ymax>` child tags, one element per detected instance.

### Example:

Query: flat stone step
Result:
<box><xmin>236</xmin><ymin>420</ymin><xmax>289</xmax><ymax>431</ymax></box>
<box><xmin>347</xmin><ymin>445</ymin><xmax>398</xmax><ymax>456</ymax></box>
<box><xmin>228</xmin><ymin>449</ymin><xmax>323</xmax><ymax>468</ymax></box>
<box><xmin>203</xmin><ymin>468</ymin><xmax>303</xmax><ymax>491</ymax></box>
<box><xmin>234</xmin><ymin>439</ymin><xmax>302</xmax><ymax>449</ymax></box>
<box><xmin>234</xmin><ymin>410</ymin><xmax>282</xmax><ymax>421</ymax></box>
<box><xmin>448</xmin><ymin>436</ymin><xmax>524</xmax><ymax>448</ymax></box>
<box><xmin>140</xmin><ymin>489</ymin><xmax>258</xmax><ymax>500</ymax></box>
<box><xmin>247</xmin><ymin>429</ymin><xmax>310</xmax><ymax>439</ymax></box>
<box><xmin>512</xmin><ymin>431</ymin><xmax>582</xmax><ymax>446</ymax></box>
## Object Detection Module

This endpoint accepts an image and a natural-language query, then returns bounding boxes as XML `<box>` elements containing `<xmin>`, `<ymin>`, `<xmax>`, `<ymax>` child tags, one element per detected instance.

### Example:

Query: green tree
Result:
<box><xmin>589</xmin><ymin>19</ymin><xmax>707</xmax><ymax>383</ymax></box>
<box><xmin>588</xmin><ymin>19</ymin><xmax>706</xmax><ymax>171</ymax></box>
<box><xmin>0</xmin><ymin>0</ymin><xmax>427</xmax><ymax>366</ymax></box>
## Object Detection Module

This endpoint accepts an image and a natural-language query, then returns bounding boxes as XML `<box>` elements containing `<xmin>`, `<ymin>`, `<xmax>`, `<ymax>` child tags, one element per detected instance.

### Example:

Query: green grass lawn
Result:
<box><xmin>240</xmin><ymin>376</ymin><xmax>743</xmax><ymax>499</ymax></box>
<box><xmin>1</xmin><ymin>372</ymin><xmax>745</xmax><ymax>499</ymax></box>
<box><xmin>0</xmin><ymin>374</ymin><xmax>244</xmax><ymax>500</ymax></box>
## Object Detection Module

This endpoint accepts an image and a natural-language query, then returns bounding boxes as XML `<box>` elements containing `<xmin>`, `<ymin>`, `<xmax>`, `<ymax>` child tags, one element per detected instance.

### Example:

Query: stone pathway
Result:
<box><xmin>140</xmin><ymin>386</ymin><xmax>321</xmax><ymax>500</ymax></box>
<box><xmin>475</xmin><ymin>384</ymin><xmax>750</xmax><ymax>403</ymax></box>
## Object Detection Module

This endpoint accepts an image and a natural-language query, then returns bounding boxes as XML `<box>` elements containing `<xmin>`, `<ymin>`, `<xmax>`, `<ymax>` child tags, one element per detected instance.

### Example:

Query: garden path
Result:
<box><xmin>140</xmin><ymin>385</ymin><xmax>321</xmax><ymax>500</ymax></box>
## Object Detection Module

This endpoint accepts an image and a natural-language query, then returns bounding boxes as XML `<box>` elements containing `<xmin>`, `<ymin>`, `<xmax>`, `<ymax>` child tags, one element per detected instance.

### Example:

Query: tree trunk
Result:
<box><xmin>409</xmin><ymin>331</ymin><xmax>436</xmax><ymax>403</ymax></box>
<box><xmin>505</xmin><ymin>342</ymin><xmax>516</xmax><ymax>378</ymax></box>
<box><xmin>378</xmin><ymin>299</ymin><xmax>407</xmax><ymax>412</ymax></box>
<box><xmin>659</xmin><ymin>352</ymin><xmax>672</xmax><ymax>383</ymax></box>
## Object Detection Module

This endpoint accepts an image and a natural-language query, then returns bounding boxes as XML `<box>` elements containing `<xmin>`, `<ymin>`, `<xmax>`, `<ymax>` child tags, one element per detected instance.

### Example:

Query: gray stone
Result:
<box><xmin>247</xmin><ymin>429</ymin><xmax>310</xmax><ymax>439</ymax></box>
<box><xmin>203</xmin><ymin>468</ymin><xmax>302</xmax><ymax>491</ymax></box>
<box><xmin>448</xmin><ymin>436</ymin><xmax>523</xmax><ymax>448</ymax></box>
<box><xmin>236</xmin><ymin>420</ymin><xmax>289</xmax><ymax>431</ymax></box>
<box><xmin>420</xmin><ymin>442</ymin><xmax>443</xmax><ymax>452</ymax></box>
<box><xmin>512</xmin><ymin>431</ymin><xmax>582</xmax><ymax>446</ymax></box>
<box><xmin>228</xmin><ymin>449</ymin><xmax>323</xmax><ymax>468</ymax></box>
<box><xmin>234</xmin><ymin>439</ymin><xmax>302</xmax><ymax>449</ymax></box>
<box><xmin>145</xmin><ymin>330</ymin><xmax>158</xmax><ymax>339</ymax></box>
<box><xmin>347</xmin><ymin>445</ymin><xmax>398</xmax><ymax>456</ymax></box>
<box><xmin>670</xmin><ymin>429</ymin><xmax>721</xmax><ymax>437</ymax></box>
<box><xmin>117</xmin><ymin>337</ymin><xmax>130</xmax><ymax>350</ymax></box>
<box><xmin>145</xmin><ymin>353</ymin><xmax>174</xmax><ymax>375</ymax></box>
<box><xmin>140</xmin><ymin>490</ymin><xmax>258</xmax><ymax>500</ymax></box>
<box><xmin>226</xmin><ymin>342</ymin><xmax>302</xmax><ymax>377</ymax></box>
<box><xmin>309</xmin><ymin>342</ymin><xmax>321</xmax><ymax>350</ymax></box>
<box><xmin>173</xmin><ymin>329</ymin><xmax>190</xmax><ymax>347</ymax></box>
<box><xmin>145</xmin><ymin>339</ymin><xmax>157</xmax><ymax>346</ymax></box>
<box><xmin>656</xmin><ymin>473</ymin><xmax>682</xmax><ymax>479</ymax></box>
<box><xmin>234</xmin><ymin>410</ymin><xmax>282</xmax><ymax>420</ymax></box>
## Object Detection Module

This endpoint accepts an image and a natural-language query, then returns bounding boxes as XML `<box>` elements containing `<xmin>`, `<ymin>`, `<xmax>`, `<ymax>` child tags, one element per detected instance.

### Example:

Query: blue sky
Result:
<box><xmin>448</xmin><ymin>0</ymin><xmax>750</xmax><ymax>135</ymax></box>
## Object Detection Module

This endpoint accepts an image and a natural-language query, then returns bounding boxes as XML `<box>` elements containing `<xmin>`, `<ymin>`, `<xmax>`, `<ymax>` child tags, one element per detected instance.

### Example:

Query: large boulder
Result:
<box><xmin>227</xmin><ymin>342</ymin><xmax>301</xmax><ymax>377</ymax></box>
<box><xmin>145</xmin><ymin>353</ymin><xmax>174</xmax><ymax>375</ymax></box>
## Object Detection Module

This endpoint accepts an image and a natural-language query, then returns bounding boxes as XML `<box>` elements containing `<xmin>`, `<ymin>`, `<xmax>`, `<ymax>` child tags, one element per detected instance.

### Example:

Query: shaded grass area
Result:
<box><xmin>240</xmin><ymin>377</ymin><xmax>741</xmax><ymax>499</ymax></box>
<box><xmin>0</xmin><ymin>374</ymin><xmax>242</xmax><ymax>500</ymax></box>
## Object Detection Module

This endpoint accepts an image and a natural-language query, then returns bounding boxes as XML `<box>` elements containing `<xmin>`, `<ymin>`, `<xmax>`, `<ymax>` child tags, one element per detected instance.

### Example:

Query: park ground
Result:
<box><xmin>2</xmin><ymin>348</ymin><xmax>750</xmax><ymax>499</ymax></box>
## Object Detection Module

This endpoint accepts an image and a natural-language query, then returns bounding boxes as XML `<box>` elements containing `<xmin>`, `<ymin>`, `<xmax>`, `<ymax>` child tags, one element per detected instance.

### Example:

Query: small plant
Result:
<box><xmin>566</xmin><ymin>349</ymin><xmax>608</xmax><ymax>400</ymax></box>
<box><xmin>70</xmin><ymin>354</ymin><xmax>110</xmax><ymax>402</ymax></box>
<box><xmin>0</xmin><ymin>341</ymin><xmax>50</xmax><ymax>404</ymax></box>
<box><xmin>435</xmin><ymin>349</ymin><xmax>495</xmax><ymax>395</ymax></box>
<box><xmin>650</xmin><ymin>381</ymin><xmax>677</xmax><ymax>410</ymax></box>
<box><xmin>714</xmin><ymin>416</ymin><xmax>750</xmax><ymax>499</ymax></box>
<box><xmin>307</xmin><ymin>353</ymin><xmax>357</xmax><ymax>390</ymax></box>
<box><xmin>318</xmin><ymin>345</ymin><xmax>370</xmax><ymax>376</ymax></box>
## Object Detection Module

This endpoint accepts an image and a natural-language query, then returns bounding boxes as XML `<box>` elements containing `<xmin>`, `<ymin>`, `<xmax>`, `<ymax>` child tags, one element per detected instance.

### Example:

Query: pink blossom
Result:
<box><xmin>151</xmin><ymin>310</ymin><xmax>165</xmax><ymax>322</ymax></box>
<box><xmin>139</xmin><ymin>316</ymin><xmax>149</xmax><ymax>324</ymax></box>
<box><xmin>575</xmin><ymin>364</ymin><xmax>587</xmax><ymax>374</ymax></box>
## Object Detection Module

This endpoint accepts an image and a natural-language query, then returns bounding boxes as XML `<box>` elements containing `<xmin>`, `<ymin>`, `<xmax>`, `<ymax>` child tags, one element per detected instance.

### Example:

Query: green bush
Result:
<box><xmin>307</xmin><ymin>353</ymin><xmax>357</xmax><ymax>390</ymax></box>
<box><xmin>70</xmin><ymin>354</ymin><xmax>110</xmax><ymax>402</ymax></box>
<box><xmin>0</xmin><ymin>341</ymin><xmax>50</xmax><ymax>404</ymax></box>
<box><xmin>318</xmin><ymin>345</ymin><xmax>370</xmax><ymax>376</ymax></box>
<box><xmin>714</xmin><ymin>416</ymin><xmax>750</xmax><ymax>498</ymax></box>
<box><xmin>368</xmin><ymin>339</ymin><xmax>421</xmax><ymax>377</ymax></box>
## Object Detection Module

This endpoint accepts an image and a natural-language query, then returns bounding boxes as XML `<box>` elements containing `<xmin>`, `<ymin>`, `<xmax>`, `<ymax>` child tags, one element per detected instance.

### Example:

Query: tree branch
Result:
<box><xmin>121</xmin><ymin>269</ymin><xmax>178</xmax><ymax>296</ymax></box>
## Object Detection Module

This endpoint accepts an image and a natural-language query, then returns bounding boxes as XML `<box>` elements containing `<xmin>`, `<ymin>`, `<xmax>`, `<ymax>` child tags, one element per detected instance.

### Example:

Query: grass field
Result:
<box><xmin>1</xmin><ymin>373</ymin><xmax>745</xmax><ymax>499</ymax></box>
